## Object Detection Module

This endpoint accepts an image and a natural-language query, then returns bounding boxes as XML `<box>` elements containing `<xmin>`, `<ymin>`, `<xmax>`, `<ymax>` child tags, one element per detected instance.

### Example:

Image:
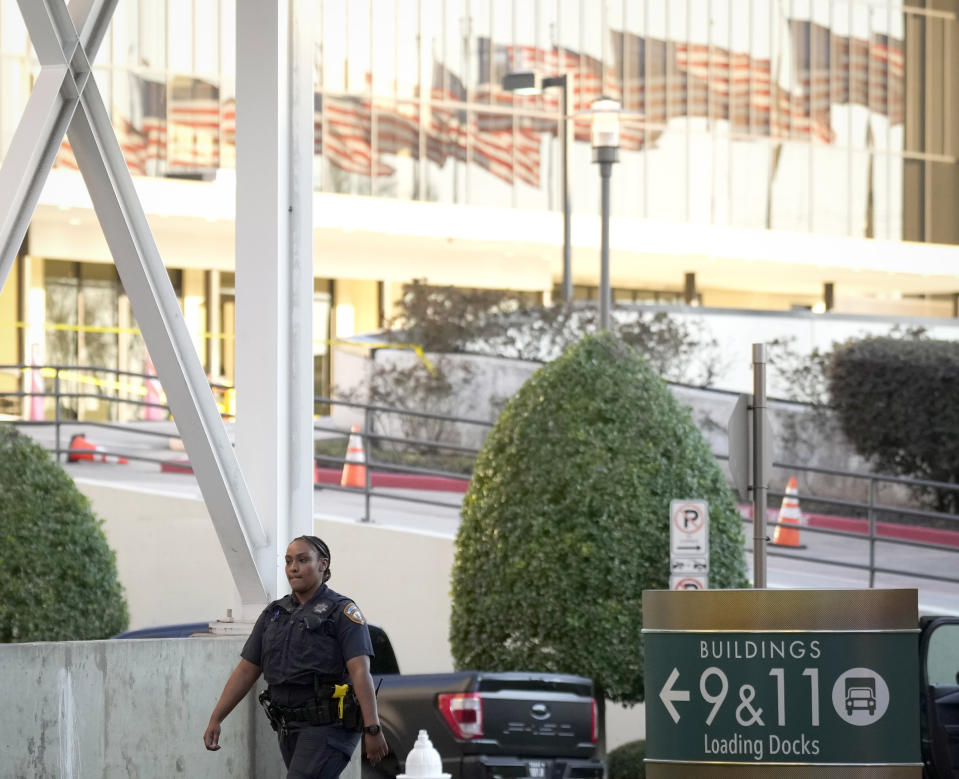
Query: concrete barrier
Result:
<box><xmin>0</xmin><ymin>635</ymin><xmax>361</xmax><ymax>779</ymax></box>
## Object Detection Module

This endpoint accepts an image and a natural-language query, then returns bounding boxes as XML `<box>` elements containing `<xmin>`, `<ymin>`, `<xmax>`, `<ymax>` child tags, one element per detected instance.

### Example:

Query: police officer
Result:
<box><xmin>203</xmin><ymin>535</ymin><xmax>389</xmax><ymax>778</ymax></box>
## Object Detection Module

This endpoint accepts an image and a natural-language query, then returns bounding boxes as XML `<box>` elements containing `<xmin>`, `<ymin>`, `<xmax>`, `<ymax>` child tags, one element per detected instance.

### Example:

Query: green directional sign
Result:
<box><xmin>642</xmin><ymin>589</ymin><xmax>921</xmax><ymax>778</ymax></box>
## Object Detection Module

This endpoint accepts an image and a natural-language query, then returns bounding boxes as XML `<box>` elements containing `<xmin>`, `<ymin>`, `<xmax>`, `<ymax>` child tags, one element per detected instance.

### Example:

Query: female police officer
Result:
<box><xmin>203</xmin><ymin>535</ymin><xmax>389</xmax><ymax>778</ymax></box>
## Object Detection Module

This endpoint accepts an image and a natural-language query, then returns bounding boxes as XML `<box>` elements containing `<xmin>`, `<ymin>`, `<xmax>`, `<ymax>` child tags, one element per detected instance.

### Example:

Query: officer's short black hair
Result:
<box><xmin>293</xmin><ymin>535</ymin><xmax>332</xmax><ymax>582</ymax></box>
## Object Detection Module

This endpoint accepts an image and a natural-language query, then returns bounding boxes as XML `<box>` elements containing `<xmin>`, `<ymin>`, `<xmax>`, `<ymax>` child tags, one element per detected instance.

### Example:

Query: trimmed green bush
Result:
<box><xmin>450</xmin><ymin>334</ymin><xmax>748</xmax><ymax>704</ymax></box>
<box><xmin>828</xmin><ymin>337</ymin><xmax>959</xmax><ymax>513</ymax></box>
<box><xmin>0</xmin><ymin>425</ymin><xmax>128</xmax><ymax>641</ymax></box>
<box><xmin>607</xmin><ymin>740</ymin><xmax>647</xmax><ymax>779</ymax></box>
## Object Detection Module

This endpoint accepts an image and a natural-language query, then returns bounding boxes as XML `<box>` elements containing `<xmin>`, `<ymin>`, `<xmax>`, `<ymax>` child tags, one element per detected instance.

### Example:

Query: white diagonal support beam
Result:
<box><xmin>0</xmin><ymin>0</ymin><xmax>268</xmax><ymax>603</ymax></box>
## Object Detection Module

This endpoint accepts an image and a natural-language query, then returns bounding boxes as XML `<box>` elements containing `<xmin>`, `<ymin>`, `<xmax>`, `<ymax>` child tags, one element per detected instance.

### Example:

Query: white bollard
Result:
<box><xmin>396</xmin><ymin>730</ymin><xmax>451</xmax><ymax>779</ymax></box>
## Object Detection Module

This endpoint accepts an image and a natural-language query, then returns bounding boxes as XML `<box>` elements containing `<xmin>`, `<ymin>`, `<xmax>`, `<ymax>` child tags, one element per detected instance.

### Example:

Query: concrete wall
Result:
<box><xmin>0</xmin><ymin>636</ymin><xmax>286</xmax><ymax>778</ymax></box>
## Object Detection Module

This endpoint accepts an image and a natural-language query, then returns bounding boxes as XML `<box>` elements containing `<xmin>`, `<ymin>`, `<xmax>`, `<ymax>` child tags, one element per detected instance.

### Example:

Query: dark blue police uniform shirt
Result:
<box><xmin>242</xmin><ymin>584</ymin><xmax>374</xmax><ymax>700</ymax></box>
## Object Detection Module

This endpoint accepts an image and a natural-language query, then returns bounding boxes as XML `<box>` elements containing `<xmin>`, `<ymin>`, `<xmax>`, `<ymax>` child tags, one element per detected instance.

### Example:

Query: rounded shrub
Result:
<box><xmin>0</xmin><ymin>425</ymin><xmax>128</xmax><ymax>642</ymax></box>
<box><xmin>607</xmin><ymin>740</ymin><xmax>646</xmax><ymax>779</ymax></box>
<box><xmin>829</xmin><ymin>336</ymin><xmax>959</xmax><ymax>513</ymax></box>
<box><xmin>450</xmin><ymin>334</ymin><xmax>747</xmax><ymax>704</ymax></box>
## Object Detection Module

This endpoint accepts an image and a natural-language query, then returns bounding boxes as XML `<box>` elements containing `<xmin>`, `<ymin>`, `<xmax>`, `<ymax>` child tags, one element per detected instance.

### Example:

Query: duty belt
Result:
<box><xmin>259</xmin><ymin>685</ymin><xmax>362</xmax><ymax>733</ymax></box>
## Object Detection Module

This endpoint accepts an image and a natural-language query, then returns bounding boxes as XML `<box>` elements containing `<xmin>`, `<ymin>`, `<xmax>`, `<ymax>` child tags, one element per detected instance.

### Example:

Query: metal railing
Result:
<box><xmin>313</xmin><ymin>396</ymin><xmax>959</xmax><ymax>592</ymax></box>
<box><xmin>3</xmin><ymin>365</ymin><xmax>958</xmax><ymax>592</ymax></box>
<box><xmin>0</xmin><ymin>362</ymin><xmax>232</xmax><ymax>466</ymax></box>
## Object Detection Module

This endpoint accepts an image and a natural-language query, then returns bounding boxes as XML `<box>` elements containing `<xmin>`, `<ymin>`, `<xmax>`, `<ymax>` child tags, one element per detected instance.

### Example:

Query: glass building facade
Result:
<box><xmin>1</xmin><ymin>0</ymin><xmax>953</xmax><ymax>244</ymax></box>
<box><xmin>0</xmin><ymin>0</ymin><xmax>956</xmax><ymax>418</ymax></box>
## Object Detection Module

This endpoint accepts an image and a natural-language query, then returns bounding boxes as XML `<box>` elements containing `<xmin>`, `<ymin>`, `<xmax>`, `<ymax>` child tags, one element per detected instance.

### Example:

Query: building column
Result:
<box><xmin>684</xmin><ymin>272</ymin><xmax>697</xmax><ymax>305</ymax></box>
<box><xmin>236</xmin><ymin>0</ymin><xmax>315</xmax><ymax>602</ymax></box>
<box><xmin>207</xmin><ymin>269</ymin><xmax>222</xmax><ymax>379</ymax></box>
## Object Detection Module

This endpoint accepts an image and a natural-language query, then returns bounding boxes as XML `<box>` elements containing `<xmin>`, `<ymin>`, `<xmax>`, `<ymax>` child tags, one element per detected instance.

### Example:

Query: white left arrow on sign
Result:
<box><xmin>659</xmin><ymin>667</ymin><xmax>690</xmax><ymax>724</ymax></box>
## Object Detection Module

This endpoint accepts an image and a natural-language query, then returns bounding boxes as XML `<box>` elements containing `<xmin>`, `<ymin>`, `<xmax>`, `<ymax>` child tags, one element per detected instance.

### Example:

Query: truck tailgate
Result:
<box><xmin>468</xmin><ymin>674</ymin><xmax>596</xmax><ymax>757</ymax></box>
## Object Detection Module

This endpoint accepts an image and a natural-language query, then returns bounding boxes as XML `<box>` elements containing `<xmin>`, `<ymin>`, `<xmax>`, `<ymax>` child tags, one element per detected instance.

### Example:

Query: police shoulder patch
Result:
<box><xmin>343</xmin><ymin>602</ymin><xmax>366</xmax><ymax>625</ymax></box>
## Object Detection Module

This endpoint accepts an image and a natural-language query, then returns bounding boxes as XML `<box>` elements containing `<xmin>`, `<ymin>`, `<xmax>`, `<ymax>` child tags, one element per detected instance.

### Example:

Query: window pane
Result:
<box><xmin>926</xmin><ymin>624</ymin><xmax>959</xmax><ymax>688</ymax></box>
<box><xmin>195</xmin><ymin>2</ymin><xmax>218</xmax><ymax>77</ymax></box>
<box><xmin>469</xmin><ymin>109</ymin><xmax>514</xmax><ymax>207</ymax></box>
<box><xmin>373</xmin><ymin>101</ymin><xmax>419</xmax><ymax>200</ymax></box>
<box><xmin>371</xmin><ymin>0</ymin><xmax>396</xmax><ymax>98</ymax></box>
<box><xmin>139</xmin><ymin>0</ymin><xmax>166</xmax><ymax>71</ymax></box>
<box><xmin>348</xmin><ymin>0</ymin><xmax>371</xmax><ymax>94</ymax></box>
<box><xmin>320</xmin><ymin>94</ymin><xmax>372</xmax><ymax>193</ymax></box>
<box><xmin>423</xmin><ymin>100</ymin><xmax>466</xmax><ymax>203</ymax></box>
<box><xmin>168</xmin><ymin>0</ymin><xmax>192</xmax><ymax>72</ymax></box>
<box><xmin>321</xmin><ymin>0</ymin><xmax>347</xmax><ymax>91</ymax></box>
<box><xmin>114</xmin><ymin>69</ymin><xmax>167</xmax><ymax>177</ymax></box>
<box><xmin>513</xmin><ymin>114</ymin><xmax>554</xmax><ymax>211</ymax></box>
<box><xmin>396</xmin><ymin>0</ymin><xmax>419</xmax><ymax>100</ymax></box>
<box><xmin>169</xmin><ymin>76</ymin><xmax>220</xmax><ymax>175</ymax></box>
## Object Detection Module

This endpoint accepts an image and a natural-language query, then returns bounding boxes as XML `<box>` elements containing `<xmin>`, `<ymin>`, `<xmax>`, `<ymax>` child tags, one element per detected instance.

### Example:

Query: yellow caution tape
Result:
<box><xmin>3</xmin><ymin>322</ymin><xmax>435</xmax><ymax>374</ymax></box>
<box><xmin>336</xmin><ymin>338</ymin><xmax>435</xmax><ymax>375</ymax></box>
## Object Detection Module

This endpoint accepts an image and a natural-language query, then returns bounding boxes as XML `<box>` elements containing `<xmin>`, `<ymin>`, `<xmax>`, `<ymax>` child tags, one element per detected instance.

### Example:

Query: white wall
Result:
<box><xmin>84</xmin><ymin>481</ymin><xmax>244</xmax><ymax>629</ymax></box>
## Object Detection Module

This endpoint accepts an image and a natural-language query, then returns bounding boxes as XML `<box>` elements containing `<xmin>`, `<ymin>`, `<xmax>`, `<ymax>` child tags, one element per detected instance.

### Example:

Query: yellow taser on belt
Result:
<box><xmin>332</xmin><ymin>684</ymin><xmax>349</xmax><ymax>718</ymax></box>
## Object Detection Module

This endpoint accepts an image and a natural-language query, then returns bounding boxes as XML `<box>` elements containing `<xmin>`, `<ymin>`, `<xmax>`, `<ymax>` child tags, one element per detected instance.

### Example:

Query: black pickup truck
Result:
<box><xmin>366</xmin><ymin>626</ymin><xmax>603</xmax><ymax>779</ymax></box>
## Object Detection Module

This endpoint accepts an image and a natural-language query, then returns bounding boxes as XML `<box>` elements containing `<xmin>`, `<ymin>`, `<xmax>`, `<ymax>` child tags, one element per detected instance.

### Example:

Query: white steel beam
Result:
<box><xmin>236</xmin><ymin>0</ymin><xmax>315</xmax><ymax>600</ymax></box>
<box><xmin>0</xmin><ymin>0</ymin><xmax>268</xmax><ymax>603</ymax></box>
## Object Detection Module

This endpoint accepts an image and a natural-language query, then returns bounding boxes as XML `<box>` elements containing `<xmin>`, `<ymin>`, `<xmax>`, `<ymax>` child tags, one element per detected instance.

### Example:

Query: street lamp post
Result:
<box><xmin>590</xmin><ymin>97</ymin><xmax>621</xmax><ymax>331</ymax></box>
<box><xmin>502</xmin><ymin>71</ymin><xmax>572</xmax><ymax>304</ymax></box>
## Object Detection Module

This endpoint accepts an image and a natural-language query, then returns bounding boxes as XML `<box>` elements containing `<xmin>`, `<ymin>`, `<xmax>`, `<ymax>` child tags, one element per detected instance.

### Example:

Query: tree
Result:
<box><xmin>450</xmin><ymin>334</ymin><xmax>748</xmax><ymax>704</ymax></box>
<box><xmin>0</xmin><ymin>426</ymin><xmax>128</xmax><ymax>641</ymax></box>
<box><xmin>386</xmin><ymin>279</ymin><xmax>723</xmax><ymax>386</ymax></box>
<box><xmin>828</xmin><ymin>336</ymin><xmax>959</xmax><ymax>513</ymax></box>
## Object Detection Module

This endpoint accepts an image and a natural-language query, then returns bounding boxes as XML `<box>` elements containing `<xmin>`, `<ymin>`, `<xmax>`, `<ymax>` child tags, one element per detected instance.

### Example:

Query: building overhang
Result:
<box><xmin>27</xmin><ymin>169</ymin><xmax>959</xmax><ymax>303</ymax></box>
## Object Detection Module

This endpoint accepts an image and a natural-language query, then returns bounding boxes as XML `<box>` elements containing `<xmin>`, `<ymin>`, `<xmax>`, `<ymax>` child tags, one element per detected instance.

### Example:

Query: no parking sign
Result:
<box><xmin>669</xmin><ymin>500</ymin><xmax>709</xmax><ymax>590</ymax></box>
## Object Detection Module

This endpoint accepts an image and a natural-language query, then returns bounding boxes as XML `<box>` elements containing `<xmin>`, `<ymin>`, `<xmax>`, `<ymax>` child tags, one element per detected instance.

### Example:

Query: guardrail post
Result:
<box><xmin>752</xmin><ymin>343</ymin><xmax>769</xmax><ymax>589</ymax></box>
<box><xmin>868</xmin><ymin>479</ymin><xmax>877</xmax><ymax>588</ymax></box>
<box><xmin>54</xmin><ymin>368</ymin><xmax>62</xmax><ymax>464</ymax></box>
<box><xmin>362</xmin><ymin>405</ymin><xmax>372</xmax><ymax>523</ymax></box>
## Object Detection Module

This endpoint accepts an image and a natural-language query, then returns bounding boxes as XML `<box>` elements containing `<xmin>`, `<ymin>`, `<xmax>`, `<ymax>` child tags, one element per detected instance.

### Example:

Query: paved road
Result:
<box><xmin>16</xmin><ymin>421</ymin><xmax>959</xmax><ymax>615</ymax></box>
<box><xmin>55</xmin><ymin>458</ymin><xmax>959</xmax><ymax>617</ymax></box>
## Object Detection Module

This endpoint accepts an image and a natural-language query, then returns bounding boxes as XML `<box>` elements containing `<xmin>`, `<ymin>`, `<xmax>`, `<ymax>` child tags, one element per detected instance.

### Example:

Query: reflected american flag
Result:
<box><xmin>52</xmin><ymin>22</ymin><xmax>904</xmax><ymax>187</ymax></box>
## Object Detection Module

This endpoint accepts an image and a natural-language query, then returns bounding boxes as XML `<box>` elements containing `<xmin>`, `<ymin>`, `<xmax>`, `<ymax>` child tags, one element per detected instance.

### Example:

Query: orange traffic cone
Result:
<box><xmin>68</xmin><ymin>433</ymin><xmax>129</xmax><ymax>465</ymax></box>
<box><xmin>771</xmin><ymin>476</ymin><xmax>805</xmax><ymax>548</ymax></box>
<box><xmin>340</xmin><ymin>425</ymin><xmax>367</xmax><ymax>488</ymax></box>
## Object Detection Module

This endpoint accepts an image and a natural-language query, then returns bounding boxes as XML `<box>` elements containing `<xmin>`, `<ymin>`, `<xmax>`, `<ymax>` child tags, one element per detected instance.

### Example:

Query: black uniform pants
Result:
<box><xmin>279</xmin><ymin>722</ymin><xmax>361</xmax><ymax>779</ymax></box>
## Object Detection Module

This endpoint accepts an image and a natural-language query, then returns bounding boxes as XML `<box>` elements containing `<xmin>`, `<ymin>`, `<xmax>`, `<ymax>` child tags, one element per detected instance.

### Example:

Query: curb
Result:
<box><xmin>312</xmin><ymin>466</ymin><xmax>469</xmax><ymax>493</ymax></box>
<box><xmin>741</xmin><ymin>505</ymin><xmax>959</xmax><ymax>549</ymax></box>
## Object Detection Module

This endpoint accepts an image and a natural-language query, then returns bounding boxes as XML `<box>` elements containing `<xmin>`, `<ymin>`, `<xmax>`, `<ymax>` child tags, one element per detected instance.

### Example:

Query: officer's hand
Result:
<box><xmin>365</xmin><ymin>731</ymin><xmax>388</xmax><ymax>763</ymax></box>
<box><xmin>203</xmin><ymin>720</ymin><xmax>222</xmax><ymax>751</ymax></box>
